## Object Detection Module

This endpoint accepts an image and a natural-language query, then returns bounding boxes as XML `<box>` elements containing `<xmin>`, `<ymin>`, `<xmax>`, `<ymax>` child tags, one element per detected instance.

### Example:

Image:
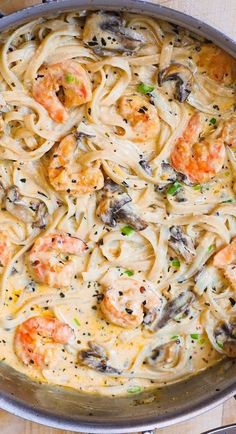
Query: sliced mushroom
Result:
<box><xmin>78</xmin><ymin>341</ymin><xmax>121</xmax><ymax>374</ymax></box>
<box><xmin>83</xmin><ymin>11</ymin><xmax>144</xmax><ymax>56</ymax></box>
<box><xmin>139</xmin><ymin>159</ymin><xmax>152</xmax><ymax>176</ymax></box>
<box><xmin>169</xmin><ymin>226</ymin><xmax>196</xmax><ymax>264</ymax></box>
<box><xmin>214</xmin><ymin>319</ymin><xmax>236</xmax><ymax>358</ymax></box>
<box><xmin>158</xmin><ymin>63</ymin><xmax>194</xmax><ymax>102</ymax></box>
<box><xmin>160</xmin><ymin>162</ymin><xmax>192</xmax><ymax>186</ymax></box>
<box><xmin>155</xmin><ymin>291</ymin><xmax>195</xmax><ymax>329</ymax></box>
<box><xmin>5</xmin><ymin>186</ymin><xmax>33</xmax><ymax>222</ymax></box>
<box><xmin>32</xmin><ymin>202</ymin><xmax>49</xmax><ymax>229</ymax></box>
<box><xmin>97</xmin><ymin>179</ymin><xmax>148</xmax><ymax>231</ymax></box>
<box><xmin>118</xmin><ymin>206</ymin><xmax>148</xmax><ymax>231</ymax></box>
<box><xmin>97</xmin><ymin>179</ymin><xmax>131</xmax><ymax>227</ymax></box>
<box><xmin>5</xmin><ymin>186</ymin><xmax>49</xmax><ymax>228</ymax></box>
<box><xmin>146</xmin><ymin>340</ymin><xmax>181</xmax><ymax>368</ymax></box>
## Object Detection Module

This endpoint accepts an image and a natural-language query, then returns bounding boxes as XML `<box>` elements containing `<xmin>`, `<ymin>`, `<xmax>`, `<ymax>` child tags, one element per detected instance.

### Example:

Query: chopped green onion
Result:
<box><xmin>209</xmin><ymin>117</ymin><xmax>217</xmax><ymax>125</ymax></box>
<box><xmin>73</xmin><ymin>317</ymin><xmax>80</xmax><ymax>327</ymax></box>
<box><xmin>137</xmin><ymin>83</ymin><xmax>154</xmax><ymax>94</ymax></box>
<box><xmin>124</xmin><ymin>269</ymin><xmax>134</xmax><ymax>277</ymax></box>
<box><xmin>171</xmin><ymin>335</ymin><xmax>179</xmax><ymax>340</ymax></box>
<box><xmin>171</xmin><ymin>258</ymin><xmax>180</xmax><ymax>269</ymax></box>
<box><xmin>216</xmin><ymin>341</ymin><xmax>223</xmax><ymax>349</ymax></box>
<box><xmin>193</xmin><ymin>184</ymin><xmax>201</xmax><ymax>191</ymax></box>
<box><xmin>167</xmin><ymin>182</ymin><xmax>181</xmax><ymax>196</ymax></box>
<box><xmin>121</xmin><ymin>225</ymin><xmax>135</xmax><ymax>236</ymax></box>
<box><xmin>65</xmin><ymin>73</ymin><xmax>75</xmax><ymax>83</ymax></box>
<box><xmin>208</xmin><ymin>245</ymin><xmax>214</xmax><ymax>253</ymax></box>
<box><xmin>221</xmin><ymin>199</ymin><xmax>233</xmax><ymax>203</ymax></box>
<box><xmin>225</xmin><ymin>172</ymin><xmax>230</xmax><ymax>177</ymax></box>
<box><xmin>127</xmin><ymin>385</ymin><xmax>142</xmax><ymax>394</ymax></box>
<box><xmin>190</xmin><ymin>333</ymin><xmax>199</xmax><ymax>340</ymax></box>
<box><xmin>199</xmin><ymin>338</ymin><xmax>206</xmax><ymax>345</ymax></box>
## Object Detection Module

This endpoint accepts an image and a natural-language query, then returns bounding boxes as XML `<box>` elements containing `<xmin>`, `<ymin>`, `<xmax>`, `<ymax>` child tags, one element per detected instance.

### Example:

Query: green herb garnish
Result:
<box><xmin>216</xmin><ymin>341</ymin><xmax>223</xmax><ymax>349</ymax></box>
<box><xmin>209</xmin><ymin>117</ymin><xmax>217</xmax><ymax>125</ymax></box>
<box><xmin>73</xmin><ymin>317</ymin><xmax>80</xmax><ymax>327</ymax></box>
<box><xmin>190</xmin><ymin>333</ymin><xmax>199</xmax><ymax>340</ymax></box>
<box><xmin>137</xmin><ymin>83</ymin><xmax>154</xmax><ymax>94</ymax></box>
<box><xmin>167</xmin><ymin>181</ymin><xmax>181</xmax><ymax>196</ymax></box>
<box><xmin>221</xmin><ymin>199</ymin><xmax>233</xmax><ymax>203</ymax></box>
<box><xmin>171</xmin><ymin>335</ymin><xmax>179</xmax><ymax>340</ymax></box>
<box><xmin>199</xmin><ymin>338</ymin><xmax>206</xmax><ymax>345</ymax></box>
<box><xmin>171</xmin><ymin>258</ymin><xmax>180</xmax><ymax>269</ymax></box>
<box><xmin>65</xmin><ymin>73</ymin><xmax>75</xmax><ymax>83</ymax></box>
<box><xmin>124</xmin><ymin>270</ymin><xmax>134</xmax><ymax>277</ymax></box>
<box><xmin>208</xmin><ymin>245</ymin><xmax>214</xmax><ymax>253</ymax></box>
<box><xmin>127</xmin><ymin>385</ymin><xmax>142</xmax><ymax>394</ymax></box>
<box><xmin>121</xmin><ymin>225</ymin><xmax>135</xmax><ymax>236</ymax></box>
<box><xmin>193</xmin><ymin>184</ymin><xmax>201</xmax><ymax>191</ymax></box>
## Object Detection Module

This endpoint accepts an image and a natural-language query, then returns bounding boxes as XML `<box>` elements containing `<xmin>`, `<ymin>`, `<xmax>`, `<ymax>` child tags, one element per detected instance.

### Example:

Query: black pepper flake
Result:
<box><xmin>60</xmin><ymin>292</ymin><xmax>65</xmax><ymax>298</ymax></box>
<box><xmin>37</xmin><ymin>191</ymin><xmax>48</xmax><ymax>198</ymax></box>
<box><xmin>125</xmin><ymin>308</ymin><xmax>133</xmax><ymax>315</ymax></box>
<box><xmin>229</xmin><ymin>297</ymin><xmax>236</xmax><ymax>306</ymax></box>
<box><xmin>20</xmin><ymin>178</ymin><xmax>26</xmax><ymax>183</ymax></box>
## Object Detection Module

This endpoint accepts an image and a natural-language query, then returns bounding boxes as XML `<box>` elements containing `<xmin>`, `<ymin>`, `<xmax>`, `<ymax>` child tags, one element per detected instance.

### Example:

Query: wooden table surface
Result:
<box><xmin>0</xmin><ymin>0</ymin><xmax>235</xmax><ymax>432</ymax></box>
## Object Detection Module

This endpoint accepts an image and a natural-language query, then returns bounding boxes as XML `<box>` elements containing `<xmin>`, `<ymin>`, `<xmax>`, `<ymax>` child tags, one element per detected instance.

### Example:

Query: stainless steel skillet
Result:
<box><xmin>0</xmin><ymin>1</ymin><xmax>235</xmax><ymax>432</ymax></box>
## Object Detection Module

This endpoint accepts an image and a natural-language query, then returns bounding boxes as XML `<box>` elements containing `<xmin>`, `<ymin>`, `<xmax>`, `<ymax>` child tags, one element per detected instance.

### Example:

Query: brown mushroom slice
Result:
<box><xmin>155</xmin><ymin>291</ymin><xmax>195</xmax><ymax>329</ymax></box>
<box><xmin>5</xmin><ymin>186</ymin><xmax>33</xmax><ymax>222</ymax></box>
<box><xmin>97</xmin><ymin>179</ymin><xmax>148</xmax><ymax>231</ymax></box>
<box><xmin>139</xmin><ymin>159</ymin><xmax>152</xmax><ymax>176</ymax></box>
<box><xmin>78</xmin><ymin>341</ymin><xmax>121</xmax><ymax>374</ymax></box>
<box><xmin>146</xmin><ymin>340</ymin><xmax>181</xmax><ymax>369</ymax></box>
<box><xmin>169</xmin><ymin>226</ymin><xmax>196</xmax><ymax>264</ymax></box>
<box><xmin>32</xmin><ymin>202</ymin><xmax>49</xmax><ymax>229</ymax></box>
<box><xmin>214</xmin><ymin>319</ymin><xmax>236</xmax><ymax>358</ymax></box>
<box><xmin>5</xmin><ymin>186</ymin><xmax>49</xmax><ymax>228</ymax></box>
<box><xmin>158</xmin><ymin>63</ymin><xmax>194</xmax><ymax>102</ymax></box>
<box><xmin>117</xmin><ymin>205</ymin><xmax>148</xmax><ymax>231</ymax></box>
<box><xmin>83</xmin><ymin>11</ymin><xmax>144</xmax><ymax>56</ymax></box>
<box><xmin>97</xmin><ymin>179</ymin><xmax>132</xmax><ymax>227</ymax></box>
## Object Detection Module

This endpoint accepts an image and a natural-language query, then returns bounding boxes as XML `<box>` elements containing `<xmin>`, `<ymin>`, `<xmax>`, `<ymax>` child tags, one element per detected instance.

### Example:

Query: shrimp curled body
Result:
<box><xmin>49</xmin><ymin>134</ymin><xmax>104</xmax><ymax>195</ymax></box>
<box><xmin>197</xmin><ymin>45</ymin><xmax>236</xmax><ymax>85</ymax></box>
<box><xmin>171</xmin><ymin>112</ymin><xmax>226</xmax><ymax>183</ymax></box>
<box><xmin>213</xmin><ymin>238</ymin><xmax>236</xmax><ymax>291</ymax></box>
<box><xmin>117</xmin><ymin>94</ymin><xmax>160</xmax><ymax>142</ymax></box>
<box><xmin>15</xmin><ymin>316</ymin><xmax>74</xmax><ymax>367</ymax></box>
<box><xmin>33</xmin><ymin>60</ymin><xmax>92</xmax><ymax>123</ymax></box>
<box><xmin>101</xmin><ymin>278</ymin><xmax>163</xmax><ymax>328</ymax></box>
<box><xmin>29</xmin><ymin>231</ymin><xmax>87</xmax><ymax>287</ymax></box>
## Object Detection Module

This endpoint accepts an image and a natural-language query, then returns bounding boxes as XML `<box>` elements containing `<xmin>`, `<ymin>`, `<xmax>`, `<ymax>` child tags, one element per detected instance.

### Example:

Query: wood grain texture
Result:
<box><xmin>0</xmin><ymin>0</ymin><xmax>235</xmax><ymax>432</ymax></box>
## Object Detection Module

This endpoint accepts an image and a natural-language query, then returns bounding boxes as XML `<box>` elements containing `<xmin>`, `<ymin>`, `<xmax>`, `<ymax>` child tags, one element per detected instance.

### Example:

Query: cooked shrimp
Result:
<box><xmin>117</xmin><ymin>94</ymin><xmax>160</xmax><ymax>142</ymax></box>
<box><xmin>0</xmin><ymin>231</ymin><xmax>13</xmax><ymax>269</ymax></box>
<box><xmin>171</xmin><ymin>112</ymin><xmax>225</xmax><ymax>183</ymax></box>
<box><xmin>48</xmin><ymin>134</ymin><xmax>104</xmax><ymax>195</ymax></box>
<box><xmin>29</xmin><ymin>231</ymin><xmax>87</xmax><ymax>287</ymax></box>
<box><xmin>15</xmin><ymin>316</ymin><xmax>74</xmax><ymax>367</ymax></box>
<box><xmin>33</xmin><ymin>60</ymin><xmax>92</xmax><ymax>123</ymax></box>
<box><xmin>213</xmin><ymin>238</ymin><xmax>236</xmax><ymax>290</ymax></box>
<box><xmin>197</xmin><ymin>45</ymin><xmax>236</xmax><ymax>85</ymax></box>
<box><xmin>100</xmin><ymin>278</ymin><xmax>163</xmax><ymax>328</ymax></box>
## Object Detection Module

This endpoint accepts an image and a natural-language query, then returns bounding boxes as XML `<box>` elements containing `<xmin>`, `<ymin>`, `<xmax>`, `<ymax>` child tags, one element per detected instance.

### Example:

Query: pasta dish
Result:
<box><xmin>0</xmin><ymin>10</ymin><xmax>235</xmax><ymax>396</ymax></box>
